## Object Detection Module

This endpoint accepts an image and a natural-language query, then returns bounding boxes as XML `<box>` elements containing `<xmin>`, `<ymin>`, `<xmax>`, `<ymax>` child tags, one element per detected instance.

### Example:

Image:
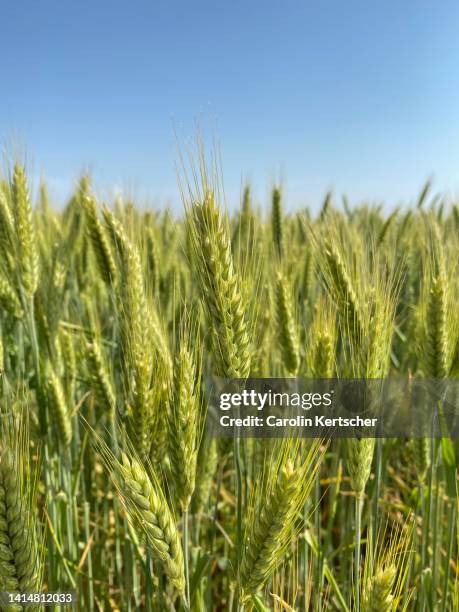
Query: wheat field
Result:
<box><xmin>0</xmin><ymin>162</ymin><xmax>458</xmax><ymax>611</ymax></box>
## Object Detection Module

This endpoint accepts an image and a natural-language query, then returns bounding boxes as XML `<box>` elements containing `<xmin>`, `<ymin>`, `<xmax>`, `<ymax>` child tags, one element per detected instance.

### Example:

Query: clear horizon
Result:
<box><xmin>2</xmin><ymin>1</ymin><xmax>459</xmax><ymax>211</ymax></box>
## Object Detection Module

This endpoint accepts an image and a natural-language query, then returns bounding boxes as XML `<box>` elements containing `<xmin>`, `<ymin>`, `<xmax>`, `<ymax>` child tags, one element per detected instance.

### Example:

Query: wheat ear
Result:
<box><xmin>271</xmin><ymin>187</ymin><xmax>284</xmax><ymax>259</ymax></box>
<box><xmin>0</xmin><ymin>418</ymin><xmax>41</xmax><ymax>608</ymax></box>
<box><xmin>103</xmin><ymin>209</ymin><xmax>153</xmax><ymax>459</ymax></box>
<box><xmin>86</xmin><ymin>339</ymin><xmax>116</xmax><ymax>417</ymax></box>
<box><xmin>239</xmin><ymin>441</ymin><xmax>323</xmax><ymax>601</ymax></box>
<box><xmin>0</xmin><ymin>184</ymin><xmax>14</xmax><ymax>242</ymax></box>
<box><xmin>309</xmin><ymin>299</ymin><xmax>336</xmax><ymax>378</ymax></box>
<box><xmin>145</xmin><ymin>226</ymin><xmax>159</xmax><ymax>297</ymax></box>
<box><xmin>274</xmin><ymin>272</ymin><xmax>300</xmax><ymax>375</ymax></box>
<box><xmin>192</xmin><ymin>438</ymin><xmax>218</xmax><ymax>516</ymax></box>
<box><xmin>168</xmin><ymin>327</ymin><xmax>200</xmax><ymax>512</ymax></box>
<box><xmin>45</xmin><ymin>365</ymin><xmax>72</xmax><ymax>448</ymax></box>
<box><xmin>189</xmin><ymin>191</ymin><xmax>251</xmax><ymax>378</ymax></box>
<box><xmin>0</xmin><ymin>187</ymin><xmax>15</xmax><ymax>275</ymax></box>
<box><xmin>114</xmin><ymin>452</ymin><xmax>185</xmax><ymax>593</ymax></box>
<box><xmin>346</xmin><ymin>438</ymin><xmax>375</xmax><ymax>497</ymax></box>
<box><xmin>425</xmin><ymin>274</ymin><xmax>448</xmax><ymax>378</ymax></box>
<box><xmin>81</xmin><ymin>195</ymin><xmax>117</xmax><ymax>286</ymax></box>
<box><xmin>323</xmin><ymin>239</ymin><xmax>362</xmax><ymax>344</ymax></box>
<box><xmin>362</xmin><ymin>565</ymin><xmax>396</xmax><ymax>611</ymax></box>
<box><xmin>0</xmin><ymin>276</ymin><xmax>23</xmax><ymax>319</ymax></box>
<box><xmin>10</xmin><ymin>164</ymin><xmax>39</xmax><ymax>299</ymax></box>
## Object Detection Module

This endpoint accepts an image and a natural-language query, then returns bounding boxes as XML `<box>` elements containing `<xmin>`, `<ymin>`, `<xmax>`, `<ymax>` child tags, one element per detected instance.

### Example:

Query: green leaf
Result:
<box><xmin>190</xmin><ymin>549</ymin><xmax>211</xmax><ymax>600</ymax></box>
<box><xmin>251</xmin><ymin>594</ymin><xmax>270</xmax><ymax>612</ymax></box>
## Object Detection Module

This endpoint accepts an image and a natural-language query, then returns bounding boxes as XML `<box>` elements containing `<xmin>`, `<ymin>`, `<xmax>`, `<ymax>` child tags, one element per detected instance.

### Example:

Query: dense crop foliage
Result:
<box><xmin>0</xmin><ymin>165</ymin><xmax>458</xmax><ymax>610</ymax></box>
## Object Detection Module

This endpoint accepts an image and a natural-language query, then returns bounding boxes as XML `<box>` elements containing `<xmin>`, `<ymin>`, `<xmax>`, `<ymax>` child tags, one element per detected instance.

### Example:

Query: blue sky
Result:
<box><xmin>2</xmin><ymin>1</ymin><xmax>459</xmax><ymax>211</ymax></box>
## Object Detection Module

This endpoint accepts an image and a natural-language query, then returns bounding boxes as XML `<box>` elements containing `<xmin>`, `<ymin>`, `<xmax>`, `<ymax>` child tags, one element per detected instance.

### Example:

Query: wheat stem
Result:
<box><xmin>183</xmin><ymin>508</ymin><xmax>190</xmax><ymax>610</ymax></box>
<box><xmin>354</xmin><ymin>494</ymin><xmax>363</xmax><ymax>612</ymax></box>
